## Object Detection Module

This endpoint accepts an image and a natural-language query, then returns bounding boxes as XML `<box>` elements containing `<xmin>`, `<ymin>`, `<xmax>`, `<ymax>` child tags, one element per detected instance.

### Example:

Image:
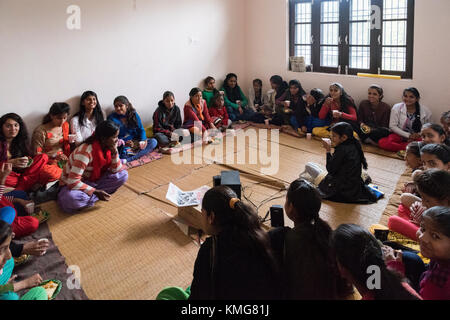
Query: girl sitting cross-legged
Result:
<box><xmin>208</xmin><ymin>93</ymin><xmax>232</xmax><ymax>131</ymax></box>
<box><xmin>357</xmin><ymin>85</ymin><xmax>392</xmax><ymax>146</ymax></box>
<box><xmin>57</xmin><ymin>120</ymin><xmax>128</xmax><ymax>214</ymax></box>
<box><xmin>378</xmin><ymin>87</ymin><xmax>432</xmax><ymax>153</ymax></box>
<box><xmin>152</xmin><ymin>91</ymin><xmax>184</xmax><ymax>148</ymax></box>
<box><xmin>182</xmin><ymin>87</ymin><xmax>216</xmax><ymax>142</ymax></box>
<box><xmin>108</xmin><ymin>96</ymin><xmax>158</xmax><ymax>163</ymax></box>
<box><xmin>312</xmin><ymin>83</ymin><xmax>358</xmax><ymax>139</ymax></box>
<box><xmin>221</xmin><ymin>73</ymin><xmax>266</xmax><ymax>124</ymax></box>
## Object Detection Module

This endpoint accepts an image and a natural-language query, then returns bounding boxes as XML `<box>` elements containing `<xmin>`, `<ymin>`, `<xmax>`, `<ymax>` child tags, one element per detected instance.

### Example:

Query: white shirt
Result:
<box><xmin>389</xmin><ymin>102</ymin><xmax>432</xmax><ymax>139</ymax></box>
<box><xmin>70</xmin><ymin>115</ymin><xmax>98</xmax><ymax>146</ymax></box>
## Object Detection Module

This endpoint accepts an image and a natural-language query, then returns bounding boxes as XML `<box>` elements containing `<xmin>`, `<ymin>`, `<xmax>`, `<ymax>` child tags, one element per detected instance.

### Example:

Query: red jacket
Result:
<box><xmin>208</xmin><ymin>106</ymin><xmax>229</xmax><ymax>126</ymax></box>
<box><xmin>183</xmin><ymin>100</ymin><xmax>213</xmax><ymax>132</ymax></box>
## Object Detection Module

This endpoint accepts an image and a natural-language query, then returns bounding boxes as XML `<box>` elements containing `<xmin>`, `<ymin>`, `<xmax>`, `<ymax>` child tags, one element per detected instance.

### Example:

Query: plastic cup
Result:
<box><xmin>322</xmin><ymin>138</ymin><xmax>331</xmax><ymax>146</ymax></box>
<box><xmin>307</xmin><ymin>133</ymin><xmax>312</xmax><ymax>140</ymax></box>
<box><xmin>68</xmin><ymin>134</ymin><xmax>76</xmax><ymax>143</ymax></box>
<box><xmin>236</xmin><ymin>100</ymin><xmax>241</xmax><ymax>105</ymax></box>
<box><xmin>264</xmin><ymin>119</ymin><xmax>270</xmax><ymax>127</ymax></box>
<box><xmin>285</xmin><ymin>100</ymin><xmax>291</xmax><ymax>107</ymax></box>
<box><xmin>332</xmin><ymin>110</ymin><xmax>340</xmax><ymax>117</ymax></box>
<box><xmin>25</xmin><ymin>202</ymin><xmax>35</xmax><ymax>214</ymax></box>
<box><xmin>220</xmin><ymin>91</ymin><xmax>225</xmax><ymax>95</ymax></box>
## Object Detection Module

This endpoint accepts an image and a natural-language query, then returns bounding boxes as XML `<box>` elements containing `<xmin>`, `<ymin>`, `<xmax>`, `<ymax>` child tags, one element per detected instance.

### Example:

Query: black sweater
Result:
<box><xmin>152</xmin><ymin>101</ymin><xmax>182</xmax><ymax>137</ymax></box>
<box><xmin>189</xmin><ymin>233</ymin><xmax>280</xmax><ymax>300</ymax></box>
<box><xmin>319</xmin><ymin>141</ymin><xmax>377</xmax><ymax>204</ymax></box>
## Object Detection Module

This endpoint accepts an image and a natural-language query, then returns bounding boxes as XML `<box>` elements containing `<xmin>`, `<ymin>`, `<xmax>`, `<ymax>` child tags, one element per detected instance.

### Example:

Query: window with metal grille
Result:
<box><xmin>289</xmin><ymin>0</ymin><xmax>414</xmax><ymax>79</ymax></box>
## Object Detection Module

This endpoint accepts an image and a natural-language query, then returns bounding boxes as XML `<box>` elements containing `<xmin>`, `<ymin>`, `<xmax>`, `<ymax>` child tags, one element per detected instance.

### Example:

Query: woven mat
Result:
<box><xmin>43</xmin><ymin>191</ymin><xmax>198</xmax><ymax>300</ymax></box>
<box><xmin>44</xmin><ymin>126</ymin><xmax>407</xmax><ymax>299</ymax></box>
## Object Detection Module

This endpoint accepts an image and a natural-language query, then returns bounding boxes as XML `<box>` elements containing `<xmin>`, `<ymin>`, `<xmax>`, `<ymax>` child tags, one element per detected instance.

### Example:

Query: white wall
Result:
<box><xmin>244</xmin><ymin>0</ymin><xmax>450</xmax><ymax>122</ymax></box>
<box><xmin>0</xmin><ymin>0</ymin><xmax>247</xmax><ymax>131</ymax></box>
<box><xmin>1</xmin><ymin>0</ymin><xmax>448</xmax><ymax>131</ymax></box>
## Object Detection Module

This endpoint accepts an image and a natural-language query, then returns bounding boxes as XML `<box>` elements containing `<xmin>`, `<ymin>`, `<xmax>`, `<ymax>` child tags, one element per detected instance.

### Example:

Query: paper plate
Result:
<box><xmin>40</xmin><ymin>279</ymin><xmax>62</xmax><ymax>300</ymax></box>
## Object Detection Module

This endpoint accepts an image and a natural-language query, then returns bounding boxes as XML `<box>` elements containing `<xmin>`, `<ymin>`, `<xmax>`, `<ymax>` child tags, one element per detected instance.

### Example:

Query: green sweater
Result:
<box><xmin>202</xmin><ymin>90</ymin><xmax>215</xmax><ymax>108</ymax></box>
<box><xmin>220</xmin><ymin>87</ymin><xmax>248</xmax><ymax>111</ymax></box>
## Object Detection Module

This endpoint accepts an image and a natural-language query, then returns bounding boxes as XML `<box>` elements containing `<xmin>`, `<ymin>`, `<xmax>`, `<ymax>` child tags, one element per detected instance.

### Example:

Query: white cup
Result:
<box><xmin>322</xmin><ymin>138</ymin><xmax>331</xmax><ymax>146</ymax></box>
<box><xmin>38</xmin><ymin>238</ymin><xmax>48</xmax><ymax>244</ymax></box>
<box><xmin>236</xmin><ymin>100</ymin><xmax>241</xmax><ymax>105</ymax></box>
<box><xmin>25</xmin><ymin>202</ymin><xmax>35</xmax><ymax>214</ymax></box>
<box><xmin>307</xmin><ymin>133</ymin><xmax>312</xmax><ymax>140</ymax></box>
<box><xmin>264</xmin><ymin>119</ymin><xmax>270</xmax><ymax>127</ymax></box>
<box><xmin>285</xmin><ymin>100</ymin><xmax>291</xmax><ymax>107</ymax></box>
<box><xmin>68</xmin><ymin>134</ymin><xmax>77</xmax><ymax>143</ymax></box>
<box><xmin>220</xmin><ymin>91</ymin><xmax>225</xmax><ymax>95</ymax></box>
<box><xmin>332</xmin><ymin>110</ymin><xmax>340</xmax><ymax>117</ymax></box>
<box><xmin>171</xmin><ymin>132</ymin><xmax>179</xmax><ymax>142</ymax></box>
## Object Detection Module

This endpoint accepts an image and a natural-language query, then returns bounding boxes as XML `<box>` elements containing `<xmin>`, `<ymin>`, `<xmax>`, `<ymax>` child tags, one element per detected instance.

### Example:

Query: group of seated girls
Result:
<box><xmin>385</xmin><ymin>123</ymin><xmax>450</xmax><ymax>241</ymax></box>
<box><xmin>158</xmin><ymin>179</ymin><xmax>449</xmax><ymax>300</ymax></box>
<box><xmin>244</xmin><ymin>74</ymin><xmax>450</xmax><ymax>156</ymax></box>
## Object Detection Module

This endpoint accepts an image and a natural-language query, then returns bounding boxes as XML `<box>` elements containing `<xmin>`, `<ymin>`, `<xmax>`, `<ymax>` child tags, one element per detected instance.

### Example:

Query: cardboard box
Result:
<box><xmin>177</xmin><ymin>205</ymin><xmax>203</xmax><ymax>230</ymax></box>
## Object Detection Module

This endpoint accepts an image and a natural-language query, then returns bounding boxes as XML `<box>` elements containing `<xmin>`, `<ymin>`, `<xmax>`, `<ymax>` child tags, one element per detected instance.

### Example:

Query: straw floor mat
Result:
<box><xmin>43</xmin><ymin>126</ymin><xmax>406</xmax><ymax>299</ymax></box>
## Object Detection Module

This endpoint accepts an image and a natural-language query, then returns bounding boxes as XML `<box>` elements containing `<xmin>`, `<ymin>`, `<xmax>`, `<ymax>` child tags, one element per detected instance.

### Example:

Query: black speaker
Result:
<box><xmin>212</xmin><ymin>171</ymin><xmax>242</xmax><ymax>199</ymax></box>
<box><xmin>213</xmin><ymin>175</ymin><xmax>221</xmax><ymax>187</ymax></box>
<box><xmin>220</xmin><ymin>170</ymin><xmax>241</xmax><ymax>199</ymax></box>
<box><xmin>270</xmin><ymin>205</ymin><xmax>284</xmax><ymax>228</ymax></box>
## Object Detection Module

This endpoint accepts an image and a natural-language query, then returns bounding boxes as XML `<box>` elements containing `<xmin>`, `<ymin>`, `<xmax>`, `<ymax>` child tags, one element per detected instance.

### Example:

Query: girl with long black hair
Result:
<box><xmin>273</xmin><ymin>80</ymin><xmax>307</xmax><ymax>132</ymax></box>
<box><xmin>57</xmin><ymin>120</ymin><xmax>128</xmax><ymax>214</ymax></box>
<box><xmin>108</xmin><ymin>95</ymin><xmax>158</xmax><ymax>162</ymax></box>
<box><xmin>331</xmin><ymin>223</ymin><xmax>421</xmax><ymax>300</ymax></box>
<box><xmin>70</xmin><ymin>91</ymin><xmax>105</xmax><ymax>146</ymax></box>
<box><xmin>189</xmin><ymin>186</ymin><xmax>280</xmax><ymax>300</ymax></box>
<box><xmin>302</xmin><ymin>122</ymin><xmax>378</xmax><ymax>204</ymax></box>
<box><xmin>379</xmin><ymin>87</ymin><xmax>432</xmax><ymax>152</ymax></box>
<box><xmin>221</xmin><ymin>73</ymin><xmax>265</xmax><ymax>123</ymax></box>
<box><xmin>31</xmin><ymin>103</ymin><xmax>71</xmax><ymax>187</ymax></box>
<box><xmin>312</xmin><ymin>83</ymin><xmax>358</xmax><ymax>138</ymax></box>
<box><xmin>269</xmin><ymin>179</ymin><xmax>352</xmax><ymax>299</ymax></box>
<box><xmin>0</xmin><ymin>113</ymin><xmax>50</xmax><ymax>191</ymax></box>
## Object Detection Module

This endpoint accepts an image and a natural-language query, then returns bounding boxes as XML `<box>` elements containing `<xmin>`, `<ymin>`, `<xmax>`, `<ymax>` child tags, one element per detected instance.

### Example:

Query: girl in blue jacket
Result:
<box><xmin>108</xmin><ymin>96</ymin><xmax>158</xmax><ymax>162</ymax></box>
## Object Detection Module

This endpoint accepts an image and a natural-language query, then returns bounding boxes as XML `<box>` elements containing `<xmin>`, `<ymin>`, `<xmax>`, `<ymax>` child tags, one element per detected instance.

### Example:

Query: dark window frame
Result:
<box><xmin>289</xmin><ymin>0</ymin><xmax>415</xmax><ymax>79</ymax></box>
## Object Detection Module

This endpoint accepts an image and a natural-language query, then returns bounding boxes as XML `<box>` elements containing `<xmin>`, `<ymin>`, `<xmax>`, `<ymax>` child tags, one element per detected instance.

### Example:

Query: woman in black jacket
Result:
<box><xmin>318</xmin><ymin>122</ymin><xmax>377</xmax><ymax>203</ymax></box>
<box><xmin>189</xmin><ymin>186</ymin><xmax>280</xmax><ymax>300</ymax></box>
<box><xmin>301</xmin><ymin>122</ymin><xmax>378</xmax><ymax>204</ymax></box>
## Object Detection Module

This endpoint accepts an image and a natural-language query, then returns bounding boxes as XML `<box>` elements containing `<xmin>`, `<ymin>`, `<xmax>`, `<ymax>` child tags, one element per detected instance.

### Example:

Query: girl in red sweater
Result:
<box><xmin>208</xmin><ymin>93</ymin><xmax>231</xmax><ymax>131</ymax></box>
<box><xmin>312</xmin><ymin>83</ymin><xmax>358</xmax><ymax>138</ymax></box>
